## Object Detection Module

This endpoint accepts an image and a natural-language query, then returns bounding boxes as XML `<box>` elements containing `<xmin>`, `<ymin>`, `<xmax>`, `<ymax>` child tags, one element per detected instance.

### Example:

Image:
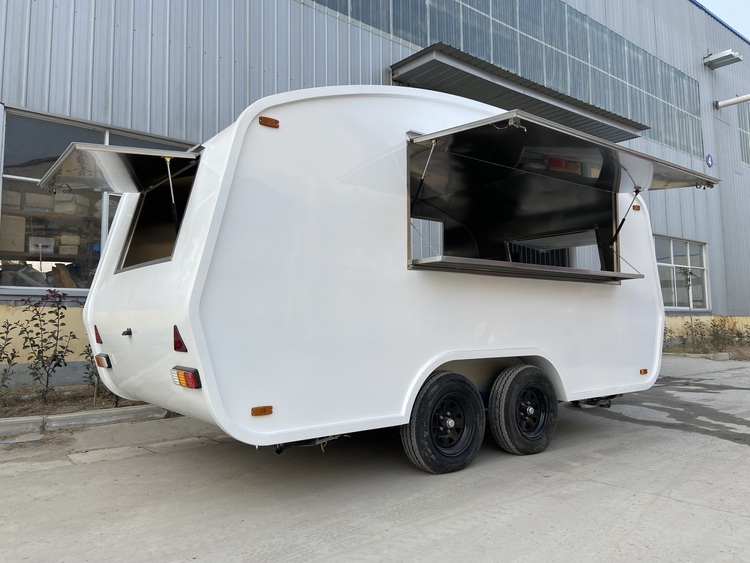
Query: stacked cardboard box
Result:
<box><xmin>58</xmin><ymin>233</ymin><xmax>81</xmax><ymax>255</ymax></box>
<box><xmin>60</xmin><ymin>234</ymin><xmax>81</xmax><ymax>246</ymax></box>
<box><xmin>28</xmin><ymin>236</ymin><xmax>55</xmax><ymax>254</ymax></box>
<box><xmin>2</xmin><ymin>191</ymin><xmax>21</xmax><ymax>211</ymax></box>
<box><xmin>0</xmin><ymin>215</ymin><xmax>26</xmax><ymax>252</ymax></box>
<box><xmin>23</xmin><ymin>193</ymin><xmax>55</xmax><ymax>212</ymax></box>
<box><xmin>54</xmin><ymin>193</ymin><xmax>90</xmax><ymax>215</ymax></box>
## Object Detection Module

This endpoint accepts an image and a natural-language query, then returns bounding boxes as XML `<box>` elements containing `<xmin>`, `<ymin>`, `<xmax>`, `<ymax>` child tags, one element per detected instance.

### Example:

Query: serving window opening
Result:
<box><xmin>119</xmin><ymin>155</ymin><xmax>199</xmax><ymax>271</ymax></box>
<box><xmin>407</xmin><ymin>111</ymin><xmax>640</xmax><ymax>283</ymax></box>
<box><xmin>32</xmin><ymin>143</ymin><xmax>201</xmax><ymax>284</ymax></box>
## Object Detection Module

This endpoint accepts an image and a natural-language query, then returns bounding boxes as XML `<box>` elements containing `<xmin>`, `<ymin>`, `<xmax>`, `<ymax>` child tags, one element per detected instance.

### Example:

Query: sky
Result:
<box><xmin>694</xmin><ymin>0</ymin><xmax>750</xmax><ymax>42</ymax></box>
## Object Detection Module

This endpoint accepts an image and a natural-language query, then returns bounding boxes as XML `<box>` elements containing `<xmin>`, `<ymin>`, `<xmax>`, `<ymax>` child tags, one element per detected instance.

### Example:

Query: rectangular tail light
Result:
<box><xmin>95</xmin><ymin>354</ymin><xmax>112</xmax><ymax>368</ymax></box>
<box><xmin>171</xmin><ymin>366</ymin><xmax>201</xmax><ymax>389</ymax></box>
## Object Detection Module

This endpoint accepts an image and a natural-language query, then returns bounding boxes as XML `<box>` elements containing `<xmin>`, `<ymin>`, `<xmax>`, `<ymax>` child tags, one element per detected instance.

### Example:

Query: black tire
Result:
<box><xmin>400</xmin><ymin>371</ymin><xmax>485</xmax><ymax>474</ymax></box>
<box><xmin>489</xmin><ymin>365</ymin><xmax>557</xmax><ymax>455</ymax></box>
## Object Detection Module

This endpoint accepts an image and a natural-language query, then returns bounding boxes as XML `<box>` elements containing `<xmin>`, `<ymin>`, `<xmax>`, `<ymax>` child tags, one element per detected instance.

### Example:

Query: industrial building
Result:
<box><xmin>0</xmin><ymin>0</ymin><xmax>748</xmax><ymax>316</ymax></box>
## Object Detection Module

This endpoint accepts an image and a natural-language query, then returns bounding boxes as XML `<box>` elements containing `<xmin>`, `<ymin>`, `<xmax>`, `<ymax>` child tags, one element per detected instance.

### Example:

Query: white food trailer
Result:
<box><xmin>41</xmin><ymin>86</ymin><xmax>717</xmax><ymax>473</ymax></box>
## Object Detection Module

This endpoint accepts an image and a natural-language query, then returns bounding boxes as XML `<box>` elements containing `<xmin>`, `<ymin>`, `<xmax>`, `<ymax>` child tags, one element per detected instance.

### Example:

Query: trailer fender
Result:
<box><xmin>401</xmin><ymin>349</ymin><xmax>567</xmax><ymax>422</ymax></box>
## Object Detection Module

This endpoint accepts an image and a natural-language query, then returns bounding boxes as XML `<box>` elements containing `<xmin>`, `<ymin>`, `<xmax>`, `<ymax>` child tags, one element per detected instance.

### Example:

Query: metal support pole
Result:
<box><xmin>714</xmin><ymin>93</ymin><xmax>750</xmax><ymax>110</ymax></box>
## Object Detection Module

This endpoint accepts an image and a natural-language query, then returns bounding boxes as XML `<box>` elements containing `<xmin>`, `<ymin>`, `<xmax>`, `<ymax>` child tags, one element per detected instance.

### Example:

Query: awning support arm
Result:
<box><xmin>410</xmin><ymin>139</ymin><xmax>437</xmax><ymax>213</ymax></box>
<box><xmin>165</xmin><ymin>157</ymin><xmax>179</xmax><ymax>235</ymax></box>
<box><xmin>610</xmin><ymin>187</ymin><xmax>642</xmax><ymax>248</ymax></box>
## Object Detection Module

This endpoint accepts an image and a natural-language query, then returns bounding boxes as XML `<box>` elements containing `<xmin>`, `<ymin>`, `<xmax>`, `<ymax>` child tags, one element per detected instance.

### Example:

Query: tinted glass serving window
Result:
<box><xmin>120</xmin><ymin>156</ymin><xmax>199</xmax><ymax>270</ymax></box>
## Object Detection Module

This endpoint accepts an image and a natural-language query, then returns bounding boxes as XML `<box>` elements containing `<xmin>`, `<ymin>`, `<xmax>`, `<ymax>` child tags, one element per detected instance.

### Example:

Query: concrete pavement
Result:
<box><xmin>1</xmin><ymin>355</ymin><xmax>749</xmax><ymax>562</ymax></box>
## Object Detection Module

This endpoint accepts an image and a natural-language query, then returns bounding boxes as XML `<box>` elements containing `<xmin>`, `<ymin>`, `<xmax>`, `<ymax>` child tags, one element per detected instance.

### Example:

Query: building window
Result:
<box><xmin>654</xmin><ymin>236</ymin><xmax>708</xmax><ymax>310</ymax></box>
<box><xmin>0</xmin><ymin>110</ymin><xmax>189</xmax><ymax>294</ymax></box>
<box><xmin>308</xmin><ymin>0</ymin><xmax>703</xmax><ymax>158</ymax></box>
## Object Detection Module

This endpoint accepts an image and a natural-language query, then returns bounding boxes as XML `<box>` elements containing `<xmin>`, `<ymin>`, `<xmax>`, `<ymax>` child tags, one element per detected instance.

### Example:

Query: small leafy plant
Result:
<box><xmin>81</xmin><ymin>344</ymin><xmax>100</xmax><ymax>402</ymax></box>
<box><xmin>664</xmin><ymin>316</ymin><xmax>750</xmax><ymax>358</ymax></box>
<box><xmin>682</xmin><ymin>317</ymin><xmax>706</xmax><ymax>352</ymax></box>
<box><xmin>708</xmin><ymin>317</ymin><xmax>737</xmax><ymax>352</ymax></box>
<box><xmin>0</xmin><ymin>320</ymin><xmax>19</xmax><ymax>403</ymax></box>
<box><xmin>662</xmin><ymin>324</ymin><xmax>677</xmax><ymax>353</ymax></box>
<box><xmin>17</xmin><ymin>290</ymin><xmax>78</xmax><ymax>403</ymax></box>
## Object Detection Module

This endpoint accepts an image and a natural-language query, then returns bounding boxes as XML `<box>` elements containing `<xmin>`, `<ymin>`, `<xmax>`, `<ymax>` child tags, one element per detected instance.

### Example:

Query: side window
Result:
<box><xmin>1</xmin><ymin>114</ymin><xmax>104</xmax><ymax>290</ymax></box>
<box><xmin>0</xmin><ymin>111</ymin><xmax>189</xmax><ymax>292</ymax></box>
<box><xmin>407</xmin><ymin>115</ymin><xmax>628</xmax><ymax>283</ymax></box>
<box><xmin>655</xmin><ymin>236</ymin><xmax>708</xmax><ymax>310</ymax></box>
<box><xmin>119</xmin><ymin>155</ymin><xmax>199</xmax><ymax>270</ymax></box>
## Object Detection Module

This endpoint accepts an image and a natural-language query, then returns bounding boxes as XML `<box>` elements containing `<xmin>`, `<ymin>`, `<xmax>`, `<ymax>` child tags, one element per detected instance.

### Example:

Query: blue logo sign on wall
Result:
<box><xmin>706</xmin><ymin>154</ymin><xmax>714</xmax><ymax>167</ymax></box>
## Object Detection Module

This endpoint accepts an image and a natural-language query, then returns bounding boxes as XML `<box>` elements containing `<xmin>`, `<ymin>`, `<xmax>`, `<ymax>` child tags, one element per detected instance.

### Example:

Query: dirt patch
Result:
<box><xmin>663</xmin><ymin>343</ymin><xmax>750</xmax><ymax>360</ymax></box>
<box><xmin>0</xmin><ymin>385</ymin><xmax>144</xmax><ymax>418</ymax></box>
<box><xmin>728</xmin><ymin>344</ymin><xmax>750</xmax><ymax>361</ymax></box>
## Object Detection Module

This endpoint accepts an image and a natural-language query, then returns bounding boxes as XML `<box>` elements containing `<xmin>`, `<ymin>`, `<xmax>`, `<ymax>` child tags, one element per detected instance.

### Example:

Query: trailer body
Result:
<box><xmin>41</xmin><ymin>86</ymin><xmax>717</xmax><ymax>472</ymax></box>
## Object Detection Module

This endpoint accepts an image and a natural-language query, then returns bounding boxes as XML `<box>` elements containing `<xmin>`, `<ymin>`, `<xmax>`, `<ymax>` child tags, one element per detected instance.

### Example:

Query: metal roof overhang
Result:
<box><xmin>391</xmin><ymin>43</ymin><xmax>649</xmax><ymax>143</ymax></box>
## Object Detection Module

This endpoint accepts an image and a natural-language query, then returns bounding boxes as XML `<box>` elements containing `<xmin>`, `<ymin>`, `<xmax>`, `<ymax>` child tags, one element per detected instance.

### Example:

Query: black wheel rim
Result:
<box><xmin>430</xmin><ymin>394</ymin><xmax>470</xmax><ymax>456</ymax></box>
<box><xmin>515</xmin><ymin>385</ymin><xmax>548</xmax><ymax>440</ymax></box>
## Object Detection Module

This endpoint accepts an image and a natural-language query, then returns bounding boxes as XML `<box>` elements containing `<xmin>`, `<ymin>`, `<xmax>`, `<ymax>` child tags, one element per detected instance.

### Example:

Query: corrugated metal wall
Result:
<box><xmin>0</xmin><ymin>0</ymin><xmax>415</xmax><ymax>143</ymax></box>
<box><xmin>564</xmin><ymin>0</ymin><xmax>750</xmax><ymax>315</ymax></box>
<box><xmin>0</xmin><ymin>0</ymin><xmax>749</xmax><ymax>314</ymax></box>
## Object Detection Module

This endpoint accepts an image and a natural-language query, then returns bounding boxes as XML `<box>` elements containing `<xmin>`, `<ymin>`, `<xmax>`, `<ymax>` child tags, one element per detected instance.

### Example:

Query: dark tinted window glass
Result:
<box><xmin>393</xmin><ymin>0</ymin><xmax>427</xmax><ymax>45</ymax></box>
<box><xmin>314</xmin><ymin>0</ymin><xmax>348</xmax><ymax>14</ymax></box>
<box><xmin>492</xmin><ymin>0</ymin><xmax>517</xmax><ymax>27</ymax></box>
<box><xmin>463</xmin><ymin>0</ymin><xmax>489</xmax><ymax>11</ymax></box>
<box><xmin>351</xmin><ymin>0</ymin><xmax>390</xmax><ymax>34</ymax></box>
<box><xmin>492</xmin><ymin>21</ymin><xmax>518</xmax><ymax>72</ymax></box>
<box><xmin>429</xmin><ymin>0</ymin><xmax>461</xmax><ymax>46</ymax></box>
<box><xmin>542</xmin><ymin>0</ymin><xmax>566</xmax><ymax>50</ymax></box>
<box><xmin>108</xmin><ymin>133</ymin><xmax>187</xmax><ymax>151</ymax></box>
<box><xmin>654</xmin><ymin>237</ymin><xmax>671</xmax><ymax>263</ymax></box>
<box><xmin>462</xmin><ymin>7</ymin><xmax>491</xmax><ymax>59</ymax></box>
<box><xmin>120</xmin><ymin>156</ymin><xmax>199</xmax><ymax>270</ymax></box>
<box><xmin>518</xmin><ymin>0</ymin><xmax>543</xmax><ymax>40</ymax></box>
<box><xmin>3</xmin><ymin>114</ymin><xmax>103</xmax><ymax>179</ymax></box>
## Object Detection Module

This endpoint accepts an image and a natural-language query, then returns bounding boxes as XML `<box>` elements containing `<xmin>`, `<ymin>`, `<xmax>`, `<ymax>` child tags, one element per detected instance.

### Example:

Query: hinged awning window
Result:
<box><xmin>38</xmin><ymin>143</ymin><xmax>200</xmax><ymax>195</ymax></box>
<box><xmin>409</xmin><ymin>111</ymin><xmax>718</xmax><ymax>192</ymax></box>
<box><xmin>407</xmin><ymin>111</ymin><xmax>718</xmax><ymax>283</ymax></box>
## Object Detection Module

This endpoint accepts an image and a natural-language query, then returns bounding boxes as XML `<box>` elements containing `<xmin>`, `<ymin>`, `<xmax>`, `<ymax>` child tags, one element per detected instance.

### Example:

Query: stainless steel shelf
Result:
<box><xmin>409</xmin><ymin>255</ymin><xmax>644</xmax><ymax>284</ymax></box>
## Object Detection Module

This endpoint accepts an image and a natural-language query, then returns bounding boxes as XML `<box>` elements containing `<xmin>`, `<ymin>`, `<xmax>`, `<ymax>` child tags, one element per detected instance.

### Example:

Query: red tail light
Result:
<box><xmin>94</xmin><ymin>325</ymin><xmax>103</xmax><ymax>344</ymax></box>
<box><xmin>173</xmin><ymin>325</ymin><xmax>188</xmax><ymax>352</ymax></box>
<box><xmin>172</xmin><ymin>366</ymin><xmax>201</xmax><ymax>389</ymax></box>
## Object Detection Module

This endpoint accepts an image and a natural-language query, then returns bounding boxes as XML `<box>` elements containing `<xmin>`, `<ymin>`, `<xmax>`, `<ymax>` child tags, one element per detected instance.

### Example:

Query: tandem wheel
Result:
<box><xmin>488</xmin><ymin>365</ymin><xmax>558</xmax><ymax>455</ymax></box>
<box><xmin>400</xmin><ymin>371</ymin><xmax>485</xmax><ymax>474</ymax></box>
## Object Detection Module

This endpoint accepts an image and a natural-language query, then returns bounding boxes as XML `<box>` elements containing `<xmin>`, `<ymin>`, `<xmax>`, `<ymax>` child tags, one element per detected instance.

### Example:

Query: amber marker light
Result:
<box><xmin>259</xmin><ymin>116</ymin><xmax>280</xmax><ymax>128</ymax></box>
<box><xmin>251</xmin><ymin>406</ymin><xmax>273</xmax><ymax>416</ymax></box>
<box><xmin>640</xmin><ymin>369</ymin><xmax>649</xmax><ymax>375</ymax></box>
<box><xmin>95</xmin><ymin>354</ymin><xmax>112</xmax><ymax>368</ymax></box>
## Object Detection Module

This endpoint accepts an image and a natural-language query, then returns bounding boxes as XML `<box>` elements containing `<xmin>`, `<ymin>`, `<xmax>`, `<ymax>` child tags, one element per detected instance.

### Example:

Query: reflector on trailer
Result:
<box><xmin>94</xmin><ymin>325</ymin><xmax>103</xmax><ymax>344</ymax></box>
<box><xmin>95</xmin><ymin>354</ymin><xmax>112</xmax><ymax>368</ymax></box>
<box><xmin>171</xmin><ymin>366</ymin><xmax>201</xmax><ymax>389</ymax></box>
<box><xmin>259</xmin><ymin>116</ymin><xmax>280</xmax><ymax>128</ymax></box>
<box><xmin>174</xmin><ymin>325</ymin><xmax>188</xmax><ymax>352</ymax></box>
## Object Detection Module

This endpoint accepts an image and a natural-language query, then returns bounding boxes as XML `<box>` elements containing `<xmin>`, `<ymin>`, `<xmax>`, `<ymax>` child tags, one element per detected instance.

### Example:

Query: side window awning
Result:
<box><xmin>407</xmin><ymin>110</ymin><xmax>718</xmax><ymax>283</ymax></box>
<box><xmin>409</xmin><ymin>110</ymin><xmax>717</xmax><ymax>194</ymax></box>
<box><xmin>38</xmin><ymin>143</ymin><xmax>200</xmax><ymax>195</ymax></box>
